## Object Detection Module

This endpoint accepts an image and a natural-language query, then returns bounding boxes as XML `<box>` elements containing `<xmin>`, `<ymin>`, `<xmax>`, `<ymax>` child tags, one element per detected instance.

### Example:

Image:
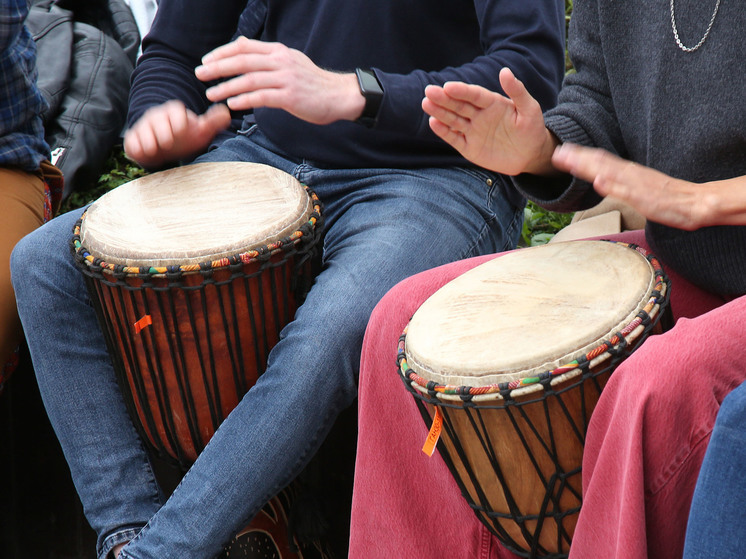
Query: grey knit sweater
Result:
<box><xmin>513</xmin><ymin>0</ymin><xmax>746</xmax><ymax>295</ymax></box>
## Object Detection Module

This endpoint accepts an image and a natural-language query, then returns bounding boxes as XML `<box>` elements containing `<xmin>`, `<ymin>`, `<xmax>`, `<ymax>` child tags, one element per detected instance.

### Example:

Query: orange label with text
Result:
<box><xmin>422</xmin><ymin>407</ymin><xmax>443</xmax><ymax>457</ymax></box>
<box><xmin>134</xmin><ymin>315</ymin><xmax>152</xmax><ymax>334</ymax></box>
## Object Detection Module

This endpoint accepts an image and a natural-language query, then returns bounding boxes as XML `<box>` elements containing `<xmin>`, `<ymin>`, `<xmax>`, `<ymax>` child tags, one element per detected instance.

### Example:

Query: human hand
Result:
<box><xmin>422</xmin><ymin>68</ymin><xmax>557</xmax><ymax>176</ymax></box>
<box><xmin>124</xmin><ymin>100</ymin><xmax>231</xmax><ymax>169</ymax></box>
<box><xmin>552</xmin><ymin>143</ymin><xmax>712</xmax><ymax>230</ymax></box>
<box><xmin>194</xmin><ymin>36</ymin><xmax>364</xmax><ymax>125</ymax></box>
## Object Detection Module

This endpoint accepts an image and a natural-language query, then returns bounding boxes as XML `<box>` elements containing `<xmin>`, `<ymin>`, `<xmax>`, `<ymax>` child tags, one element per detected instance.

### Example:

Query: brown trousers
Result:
<box><xmin>0</xmin><ymin>161</ymin><xmax>56</xmax><ymax>365</ymax></box>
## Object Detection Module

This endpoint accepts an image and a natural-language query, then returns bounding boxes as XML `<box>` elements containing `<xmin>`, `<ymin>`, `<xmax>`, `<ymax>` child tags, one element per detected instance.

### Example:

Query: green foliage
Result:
<box><xmin>60</xmin><ymin>147</ymin><xmax>146</xmax><ymax>214</ymax></box>
<box><xmin>562</xmin><ymin>0</ymin><xmax>576</xmax><ymax>74</ymax></box>
<box><xmin>521</xmin><ymin>201</ymin><xmax>574</xmax><ymax>247</ymax></box>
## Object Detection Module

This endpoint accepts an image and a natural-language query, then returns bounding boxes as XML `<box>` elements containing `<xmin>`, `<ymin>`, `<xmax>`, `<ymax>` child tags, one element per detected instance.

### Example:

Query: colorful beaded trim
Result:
<box><xmin>398</xmin><ymin>242</ymin><xmax>670</xmax><ymax>400</ymax></box>
<box><xmin>72</xmin><ymin>187</ymin><xmax>322</xmax><ymax>278</ymax></box>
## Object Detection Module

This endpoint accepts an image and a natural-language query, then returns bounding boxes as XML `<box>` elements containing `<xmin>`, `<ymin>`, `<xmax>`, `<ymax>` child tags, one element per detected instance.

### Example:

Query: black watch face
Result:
<box><xmin>358</xmin><ymin>70</ymin><xmax>383</xmax><ymax>96</ymax></box>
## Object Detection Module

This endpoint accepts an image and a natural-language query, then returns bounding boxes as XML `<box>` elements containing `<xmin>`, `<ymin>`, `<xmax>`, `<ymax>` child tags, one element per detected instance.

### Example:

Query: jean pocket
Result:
<box><xmin>454</xmin><ymin>166</ymin><xmax>501</xmax><ymax>189</ymax></box>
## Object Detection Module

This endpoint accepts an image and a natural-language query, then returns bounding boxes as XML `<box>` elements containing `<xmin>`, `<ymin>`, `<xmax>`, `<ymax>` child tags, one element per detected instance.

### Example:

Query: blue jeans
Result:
<box><xmin>682</xmin><ymin>380</ymin><xmax>746</xmax><ymax>559</ymax></box>
<box><xmin>11</xmin><ymin>127</ymin><xmax>523</xmax><ymax>559</ymax></box>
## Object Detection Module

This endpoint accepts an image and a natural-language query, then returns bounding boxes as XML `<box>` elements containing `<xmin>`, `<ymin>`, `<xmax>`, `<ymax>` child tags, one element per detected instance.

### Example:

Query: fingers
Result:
<box><xmin>124</xmin><ymin>101</ymin><xmax>230</xmax><ymax>168</ymax></box>
<box><xmin>422</xmin><ymin>70</ymin><xmax>540</xmax><ymax>135</ymax></box>
<box><xmin>125</xmin><ymin>100</ymin><xmax>187</xmax><ymax>162</ymax></box>
<box><xmin>195</xmin><ymin>39</ymin><xmax>298</xmax><ymax>111</ymax></box>
<box><xmin>197</xmin><ymin>103</ymin><xmax>232</xmax><ymax>135</ymax></box>
<box><xmin>424</xmin><ymin>82</ymin><xmax>490</xmax><ymax>113</ymax></box>
<box><xmin>422</xmin><ymin>84</ymin><xmax>481</xmax><ymax>149</ymax></box>
<box><xmin>196</xmin><ymin>37</ymin><xmax>280</xmax><ymax>84</ymax></box>
<box><xmin>201</xmin><ymin>36</ymin><xmax>273</xmax><ymax>64</ymax></box>
<box><xmin>197</xmin><ymin>54</ymin><xmax>276</xmax><ymax>88</ymax></box>
<box><xmin>550</xmin><ymin>143</ymin><xmax>703</xmax><ymax>229</ymax></box>
<box><xmin>422</xmin><ymin>88</ymin><xmax>472</xmax><ymax>135</ymax></box>
<box><xmin>440</xmin><ymin>81</ymin><xmax>499</xmax><ymax>110</ymax></box>
<box><xmin>426</xmin><ymin>115</ymin><xmax>467</xmax><ymax>153</ymax></box>
<box><xmin>432</xmin><ymin>70</ymin><xmax>531</xmax><ymax>113</ymax></box>
<box><xmin>551</xmin><ymin>143</ymin><xmax>635</xmax><ymax>186</ymax></box>
<box><xmin>423</xmin><ymin>82</ymin><xmax>503</xmax><ymax>133</ymax></box>
<box><xmin>204</xmin><ymin>72</ymin><xmax>282</xmax><ymax>106</ymax></box>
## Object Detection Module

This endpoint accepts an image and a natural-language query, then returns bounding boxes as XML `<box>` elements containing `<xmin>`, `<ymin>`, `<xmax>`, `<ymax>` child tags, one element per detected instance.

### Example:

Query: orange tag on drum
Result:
<box><xmin>422</xmin><ymin>407</ymin><xmax>443</xmax><ymax>457</ymax></box>
<box><xmin>133</xmin><ymin>315</ymin><xmax>152</xmax><ymax>334</ymax></box>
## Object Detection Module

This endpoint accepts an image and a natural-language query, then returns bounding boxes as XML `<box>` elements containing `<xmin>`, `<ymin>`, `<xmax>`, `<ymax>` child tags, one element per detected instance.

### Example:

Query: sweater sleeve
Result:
<box><xmin>127</xmin><ymin>0</ymin><xmax>261</xmax><ymax>128</ymax></box>
<box><xmin>513</xmin><ymin>0</ymin><xmax>626</xmax><ymax>213</ymax></box>
<box><xmin>372</xmin><ymin>0</ymin><xmax>566</xmax><ymax>139</ymax></box>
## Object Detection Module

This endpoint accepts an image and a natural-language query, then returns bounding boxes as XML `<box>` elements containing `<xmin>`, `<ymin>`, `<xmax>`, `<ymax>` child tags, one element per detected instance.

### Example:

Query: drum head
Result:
<box><xmin>404</xmin><ymin>240</ymin><xmax>658</xmax><ymax>392</ymax></box>
<box><xmin>79</xmin><ymin>162</ymin><xmax>313</xmax><ymax>267</ymax></box>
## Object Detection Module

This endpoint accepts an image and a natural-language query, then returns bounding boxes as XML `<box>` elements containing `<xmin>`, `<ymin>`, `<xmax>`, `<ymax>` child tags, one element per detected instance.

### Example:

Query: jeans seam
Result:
<box><xmin>231</xmin><ymin>401</ymin><xmax>343</xmax><ymax>533</ymax></box>
<box><xmin>479</xmin><ymin>523</ymin><xmax>493</xmax><ymax>559</ymax></box>
<box><xmin>647</xmin><ymin>426</ymin><xmax>712</xmax><ymax>497</ymax></box>
<box><xmin>459</xmin><ymin>195</ymin><xmax>523</xmax><ymax>261</ymax></box>
<box><xmin>98</xmin><ymin>527</ymin><xmax>142</xmax><ymax>559</ymax></box>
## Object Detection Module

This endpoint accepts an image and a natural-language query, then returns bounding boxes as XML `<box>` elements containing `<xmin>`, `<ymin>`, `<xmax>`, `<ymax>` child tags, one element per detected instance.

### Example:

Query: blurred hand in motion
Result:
<box><xmin>124</xmin><ymin>100</ymin><xmax>231</xmax><ymax>169</ymax></box>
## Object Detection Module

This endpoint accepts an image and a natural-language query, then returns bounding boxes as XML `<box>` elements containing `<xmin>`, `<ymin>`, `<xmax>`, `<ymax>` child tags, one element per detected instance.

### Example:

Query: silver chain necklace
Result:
<box><xmin>670</xmin><ymin>0</ymin><xmax>722</xmax><ymax>52</ymax></box>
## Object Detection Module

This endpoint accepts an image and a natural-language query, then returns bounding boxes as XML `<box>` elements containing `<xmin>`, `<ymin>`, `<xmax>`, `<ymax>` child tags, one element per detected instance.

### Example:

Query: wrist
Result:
<box><xmin>698</xmin><ymin>182</ymin><xmax>721</xmax><ymax>228</ymax></box>
<box><xmin>524</xmin><ymin>129</ymin><xmax>561</xmax><ymax>176</ymax></box>
<box><xmin>699</xmin><ymin>177</ymin><xmax>746</xmax><ymax>227</ymax></box>
<box><xmin>335</xmin><ymin>72</ymin><xmax>366</xmax><ymax>122</ymax></box>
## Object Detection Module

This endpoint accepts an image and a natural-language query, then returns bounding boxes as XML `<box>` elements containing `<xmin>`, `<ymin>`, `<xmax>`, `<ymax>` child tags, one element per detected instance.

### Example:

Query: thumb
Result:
<box><xmin>197</xmin><ymin>104</ymin><xmax>232</xmax><ymax>136</ymax></box>
<box><xmin>499</xmin><ymin>67</ymin><xmax>538</xmax><ymax>116</ymax></box>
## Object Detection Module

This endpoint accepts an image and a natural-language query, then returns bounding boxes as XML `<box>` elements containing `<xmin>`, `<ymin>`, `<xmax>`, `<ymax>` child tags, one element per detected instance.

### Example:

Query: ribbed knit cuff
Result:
<box><xmin>510</xmin><ymin>113</ymin><xmax>603</xmax><ymax>213</ymax></box>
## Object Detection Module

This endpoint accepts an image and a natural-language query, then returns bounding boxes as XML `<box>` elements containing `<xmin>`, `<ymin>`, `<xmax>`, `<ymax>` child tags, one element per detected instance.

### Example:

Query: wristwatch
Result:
<box><xmin>355</xmin><ymin>68</ymin><xmax>384</xmax><ymax>127</ymax></box>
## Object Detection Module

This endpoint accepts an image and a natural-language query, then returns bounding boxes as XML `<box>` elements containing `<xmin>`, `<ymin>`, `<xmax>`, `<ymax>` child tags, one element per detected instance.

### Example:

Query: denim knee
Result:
<box><xmin>717</xmin><ymin>381</ymin><xmax>746</xmax><ymax>428</ymax></box>
<box><xmin>11</xmin><ymin>210</ymin><xmax>80</xmax><ymax>294</ymax></box>
<box><xmin>10</xmin><ymin>229</ymin><xmax>39</xmax><ymax>295</ymax></box>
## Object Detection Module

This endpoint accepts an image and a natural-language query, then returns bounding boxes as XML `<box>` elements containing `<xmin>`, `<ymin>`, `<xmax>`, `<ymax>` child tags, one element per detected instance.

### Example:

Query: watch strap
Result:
<box><xmin>355</xmin><ymin>68</ymin><xmax>384</xmax><ymax>127</ymax></box>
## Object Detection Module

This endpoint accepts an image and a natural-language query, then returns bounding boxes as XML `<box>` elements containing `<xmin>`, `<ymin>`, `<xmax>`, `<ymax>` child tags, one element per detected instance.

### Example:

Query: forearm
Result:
<box><xmin>543</xmin><ymin>0</ymin><xmax>627</xmax><ymax>158</ymax></box>
<box><xmin>129</xmin><ymin>62</ymin><xmax>208</xmax><ymax>127</ymax></box>
<box><xmin>128</xmin><ymin>0</ymin><xmax>247</xmax><ymax>127</ymax></box>
<box><xmin>375</xmin><ymin>0</ymin><xmax>565</xmax><ymax>138</ymax></box>
<box><xmin>700</xmin><ymin>176</ymin><xmax>746</xmax><ymax>227</ymax></box>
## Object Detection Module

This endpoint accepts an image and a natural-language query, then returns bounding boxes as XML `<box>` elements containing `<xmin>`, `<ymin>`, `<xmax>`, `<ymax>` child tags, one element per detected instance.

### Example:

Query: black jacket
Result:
<box><xmin>27</xmin><ymin>0</ymin><xmax>138</xmax><ymax>198</ymax></box>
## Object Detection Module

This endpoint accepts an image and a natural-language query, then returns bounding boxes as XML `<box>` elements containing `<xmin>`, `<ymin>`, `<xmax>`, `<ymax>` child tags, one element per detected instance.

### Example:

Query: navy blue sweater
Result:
<box><xmin>128</xmin><ymin>0</ymin><xmax>565</xmax><ymax>170</ymax></box>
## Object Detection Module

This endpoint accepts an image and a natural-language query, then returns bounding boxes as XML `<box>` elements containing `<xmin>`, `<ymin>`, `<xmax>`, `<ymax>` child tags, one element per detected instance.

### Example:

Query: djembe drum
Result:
<box><xmin>397</xmin><ymin>240</ymin><xmax>671</xmax><ymax>558</ymax></box>
<box><xmin>72</xmin><ymin>162</ymin><xmax>322</xmax><ymax>469</ymax></box>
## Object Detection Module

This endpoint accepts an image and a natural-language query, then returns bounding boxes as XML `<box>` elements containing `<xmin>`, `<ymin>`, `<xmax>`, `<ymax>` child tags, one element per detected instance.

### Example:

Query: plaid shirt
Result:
<box><xmin>0</xmin><ymin>0</ymin><xmax>49</xmax><ymax>171</ymax></box>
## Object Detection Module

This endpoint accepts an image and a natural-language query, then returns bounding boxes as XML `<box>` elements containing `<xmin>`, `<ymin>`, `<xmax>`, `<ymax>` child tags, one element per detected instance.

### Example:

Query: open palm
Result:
<box><xmin>422</xmin><ymin>68</ymin><xmax>552</xmax><ymax>176</ymax></box>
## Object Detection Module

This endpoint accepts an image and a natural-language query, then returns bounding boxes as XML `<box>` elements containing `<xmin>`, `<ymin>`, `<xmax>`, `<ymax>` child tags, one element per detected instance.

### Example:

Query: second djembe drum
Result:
<box><xmin>398</xmin><ymin>240</ymin><xmax>670</xmax><ymax>558</ymax></box>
